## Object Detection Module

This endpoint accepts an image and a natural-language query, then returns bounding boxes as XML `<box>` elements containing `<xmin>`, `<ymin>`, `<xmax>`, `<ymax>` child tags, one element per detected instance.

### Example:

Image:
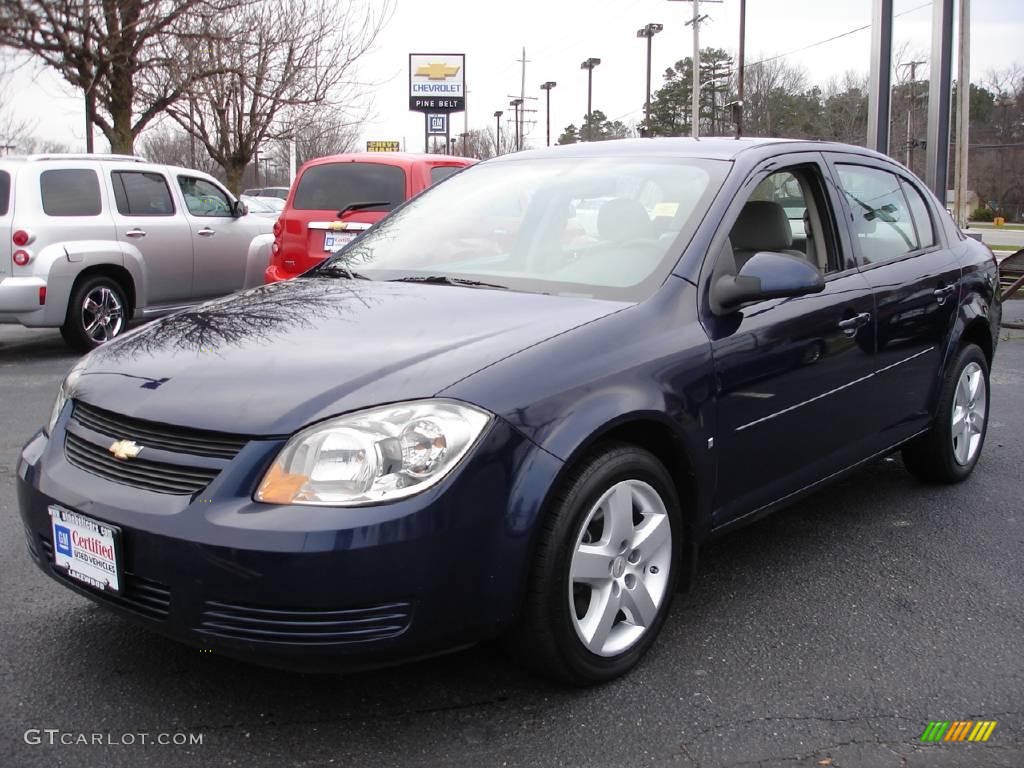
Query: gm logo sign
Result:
<box><xmin>428</xmin><ymin>114</ymin><xmax>448</xmax><ymax>135</ymax></box>
<box><xmin>54</xmin><ymin>525</ymin><xmax>73</xmax><ymax>557</ymax></box>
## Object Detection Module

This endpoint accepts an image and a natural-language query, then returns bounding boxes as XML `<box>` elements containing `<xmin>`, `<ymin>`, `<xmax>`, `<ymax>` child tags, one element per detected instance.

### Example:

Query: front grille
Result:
<box><xmin>39</xmin><ymin>536</ymin><xmax>171</xmax><ymax>620</ymax></box>
<box><xmin>72</xmin><ymin>401</ymin><xmax>249</xmax><ymax>459</ymax></box>
<box><xmin>197</xmin><ymin>600</ymin><xmax>412</xmax><ymax>646</ymax></box>
<box><xmin>65</xmin><ymin>431</ymin><xmax>218</xmax><ymax>495</ymax></box>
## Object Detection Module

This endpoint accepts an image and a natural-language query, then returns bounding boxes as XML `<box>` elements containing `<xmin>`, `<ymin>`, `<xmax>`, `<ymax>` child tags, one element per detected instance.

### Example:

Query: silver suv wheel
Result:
<box><xmin>81</xmin><ymin>286</ymin><xmax>125</xmax><ymax>344</ymax></box>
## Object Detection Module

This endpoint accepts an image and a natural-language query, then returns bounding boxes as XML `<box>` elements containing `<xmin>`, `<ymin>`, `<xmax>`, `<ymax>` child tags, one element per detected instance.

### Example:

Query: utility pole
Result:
<box><xmin>637</xmin><ymin>23</ymin><xmax>664</xmax><ymax>135</ymax></box>
<box><xmin>540</xmin><ymin>81</ymin><xmax>557</xmax><ymax>146</ymax></box>
<box><xmin>735</xmin><ymin>0</ymin><xmax>746</xmax><ymax>138</ymax></box>
<box><xmin>517</xmin><ymin>48</ymin><xmax>531</xmax><ymax>151</ymax></box>
<box><xmin>253</xmin><ymin>149</ymin><xmax>261</xmax><ymax>187</ymax></box>
<box><xmin>670</xmin><ymin>0</ymin><xmax>719</xmax><ymax>138</ymax></box>
<box><xmin>494</xmin><ymin>110</ymin><xmax>503</xmax><ymax>155</ymax></box>
<box><xmin>899</xmin><ymin>60</ymin><xmax>927</xmax><ymax>168</ymax></box>
<box><xmin>580</xmin><ymin>58</ymin><xmax>601</xmax><ymax>141</ymax></box>
<box><xmin>953</xmin><ymin>0</ymin><xmax>971</xmax><ymax>228</ymax></box>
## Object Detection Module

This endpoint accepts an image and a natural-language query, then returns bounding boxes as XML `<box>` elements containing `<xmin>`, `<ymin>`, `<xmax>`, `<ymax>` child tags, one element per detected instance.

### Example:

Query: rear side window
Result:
<box><xmin>430</xmin><ymin>166</ymin><xmax>460</xmax><ymax>185</ymax></box>
<box><xmin>0</xmin><ymin>171</ymin><xmax>10</xmax><ymax>215</ymax></box>
<box><xmin>900</xmin><ymin>179</ymin><xmax>936</xmax><ymax>249</ymax></box>
<box><xmin>835</xmin><ymin>164</ymin><xmax>920</xmax><ymax>265</ymax></box>
<box><xmin>293</xmin><ymin>163</ymin><xmax>405</xmax><ymax>211</ymax></box>
<box><xmin>40</xmin><ymin>169</ymin><xmax>102</xmax><ymax>216</ymax></box>
<box><xmin>112</xmin><ymin>171</ymin><xmax>175</xmax><ymax>216</ymax></box>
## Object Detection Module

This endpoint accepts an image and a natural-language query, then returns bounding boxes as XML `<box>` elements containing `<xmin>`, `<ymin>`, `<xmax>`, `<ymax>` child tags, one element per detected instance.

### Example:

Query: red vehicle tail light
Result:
<box><xmin>271</xmin><ymin>241</ymin><xmax>280</xmax><ymax>255</ymax></box>
<box><xmin>272</xmin><ymin>219</ymin><xmax>282</xmax><ymax>238</ymax></box>
<box><xmin>13</xmin><ymin>249</ymin><xmax>31</xmax><ymax>266</ymax></box>
<box><xmin>39</xmin><ymin>286</ymin><xmax>46</xmax><ymax>305</ymax></box>
<box><xmin>13</xmin><ymin>229</ymin><xmax>31</xmax><ymax>246</ymax></box>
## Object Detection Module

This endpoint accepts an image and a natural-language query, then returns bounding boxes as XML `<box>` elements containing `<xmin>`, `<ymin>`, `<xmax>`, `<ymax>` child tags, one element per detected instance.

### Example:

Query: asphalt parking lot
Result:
<box><xmin>2</xmin><ymin>308</ymin><xmax>1023</xmax><ymax>768</ymax></box>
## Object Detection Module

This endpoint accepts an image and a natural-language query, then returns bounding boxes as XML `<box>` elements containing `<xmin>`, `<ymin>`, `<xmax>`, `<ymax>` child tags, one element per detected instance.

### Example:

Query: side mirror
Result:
<box><xmin>713</xmin><ymin>251</ymin><xmax>825</xmax><ymax>311</ymax></box>
<box><xmin>232</xmin><ymin>200</ymin><xmax>248</xmax><ymax>218</ymax></box>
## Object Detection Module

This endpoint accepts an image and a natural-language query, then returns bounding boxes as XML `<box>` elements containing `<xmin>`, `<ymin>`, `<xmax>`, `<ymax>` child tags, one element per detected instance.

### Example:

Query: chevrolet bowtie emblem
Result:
<box><xmin>416</xmin><ymin>62</ymin><xmax>460</xmax><ymax>80</ymax></box>
<box><xmin>109</xmin><ymin>439</ymin><xmax>142</xmax><ymax>460</ymax></box>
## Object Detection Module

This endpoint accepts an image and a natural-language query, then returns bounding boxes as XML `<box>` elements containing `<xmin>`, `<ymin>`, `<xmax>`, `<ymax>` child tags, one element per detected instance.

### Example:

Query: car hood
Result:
<box><xmin>71</xmin><ymin>278</ymin><xmax>628</xmax><ymax>435</ymax></box>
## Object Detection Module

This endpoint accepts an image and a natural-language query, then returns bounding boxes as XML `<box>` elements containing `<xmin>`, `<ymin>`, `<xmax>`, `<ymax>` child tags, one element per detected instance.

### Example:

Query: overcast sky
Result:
<box><xmin>7</xmin><ymin>0</ymin><xmax>1024</xmax><ymax>156</ymax></box>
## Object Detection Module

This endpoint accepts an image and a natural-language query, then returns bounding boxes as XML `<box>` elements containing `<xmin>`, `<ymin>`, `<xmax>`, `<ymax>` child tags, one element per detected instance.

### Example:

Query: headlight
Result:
<box><xmin>255</xmin><ymin>400</ymin><xmax>492</xmax><ymax>506</ymax></box>
<box><xmin>45</xmin><ymin>371</ymin><xmax>79</xmax><ymax>435</ymax></box>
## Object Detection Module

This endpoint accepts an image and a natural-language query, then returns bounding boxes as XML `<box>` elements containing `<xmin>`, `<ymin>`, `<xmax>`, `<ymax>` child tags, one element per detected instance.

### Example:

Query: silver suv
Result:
<box><xmin>0</xmin><ymin>154</ymin><xmax>273</xmax><ymax>351</ymax></box>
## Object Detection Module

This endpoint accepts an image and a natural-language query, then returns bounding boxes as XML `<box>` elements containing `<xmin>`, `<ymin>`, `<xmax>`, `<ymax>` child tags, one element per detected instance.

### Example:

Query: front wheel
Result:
<box><xmin>60</xmin><ymin>276</ymin><xmax>128</xmax><ymax>352</ymax></box>
<box><xmin>902</xmin><ymin>343</ymin><xmax>990</xmax><ymax>483</ymax></box>
<box><xmin>509</xmin><ymin>444</ymin><xmax>681</xmax><ymax>685</ymax></box>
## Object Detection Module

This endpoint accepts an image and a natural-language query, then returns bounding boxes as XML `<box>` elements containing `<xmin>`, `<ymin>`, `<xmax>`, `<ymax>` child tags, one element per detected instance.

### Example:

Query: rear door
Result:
<box><xmin>826</xmin><ymin>155</ymin><xmax>961</xmax><ymax>445</ymax></box>
<box><xmin>704</xmin><ymin>153</ymin><xmax>878</xmax><ymax>524</ymax></box>
<box><xmin>106</xmin><ymin>165</ymin><xmax>194</xmax><ymax>305</ymax></box>
<box><xmin>175</xmin><ymin>174</ymin><xmax>257</xmax><ymax>299</ymax></box>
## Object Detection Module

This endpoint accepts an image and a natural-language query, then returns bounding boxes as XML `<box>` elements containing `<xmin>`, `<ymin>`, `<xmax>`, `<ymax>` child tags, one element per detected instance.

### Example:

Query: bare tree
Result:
<box><xmin>271</xmin><ymin>109</ymin><xmax>361</xmax><ymax>169</ymax></box>
<box><xmin>0</xmin><ymin>0</ymin><xmax>242</xmax><ymax>154</ymax></box>
<box><xmin>165</xmin><ymin>0</ymin><xmax>391</xmax><ymax>192</ymax></box>
<box><xmin>140</xmin><ymin>124</ymin><xmax>222</xmax><ymax>175</ymax></box>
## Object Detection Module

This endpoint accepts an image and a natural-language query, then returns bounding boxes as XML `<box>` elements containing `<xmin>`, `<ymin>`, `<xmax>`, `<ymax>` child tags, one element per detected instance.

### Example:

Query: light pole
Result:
<box><xmin>580</xmin><ymin>58</ymin><xmax>601</xmax><ymax>141</ymax></box>
<box><xmin>636</xmin><ymin>24</ymin><xmax>664</xmax><ymax>135</ymax></box>
<box><xmin>540</xmin><ymin>81</ymin><xmax>557</xmax><ymax>146</ymax></box>
<box><xmin>735</xmin><ymin>0</ymin><xmax>746</xmax><ymax>138</ymax></box>
<box><xmin>510</xmin><ymin>98</ymin><xmax>523</xmax><ymax>150</ymax></box>
<box><xmin>494</xmin><ymin>110</ymin><xmax>504</xmax><ymax>155</ymax></box>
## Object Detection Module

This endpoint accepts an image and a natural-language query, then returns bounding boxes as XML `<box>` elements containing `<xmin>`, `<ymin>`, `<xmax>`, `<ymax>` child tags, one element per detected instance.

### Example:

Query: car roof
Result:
<box><xmin>301</xmin><ymin>152</ymin><xmax>476</xmax><ymax>170</ymax></box>
<box><xmin>487</xmin><ymin>137</ymin><xmax>893</xmax><ymax>164</ymax></box>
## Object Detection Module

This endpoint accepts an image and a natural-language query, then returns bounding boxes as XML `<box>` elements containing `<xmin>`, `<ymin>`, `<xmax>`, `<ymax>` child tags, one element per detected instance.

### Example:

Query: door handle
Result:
<box><xmin>125</xmin><ymin>228</ymin><xmax>146</xmax><ymax>238</ymax></box>
<box><xmin>197</xmin><ymin>228</ymin><xmax>216</xmax><ymax>237</ymax></box>
<box><xmin>933</xmin><ymin>284</ymin><xmax>957</xmax><ymax>305</ymax></box>
<box><xmin>837</xmin><ymin>312</ymin><xmax>871</xmax><ymax>336</ymax></box>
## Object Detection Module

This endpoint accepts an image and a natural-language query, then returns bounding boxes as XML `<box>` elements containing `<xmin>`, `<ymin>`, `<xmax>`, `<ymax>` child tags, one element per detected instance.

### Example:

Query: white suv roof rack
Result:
<box><xmin>26</xmin><ymin>153</ymin><xmax>147</xmax><ymax>162</ymax></box>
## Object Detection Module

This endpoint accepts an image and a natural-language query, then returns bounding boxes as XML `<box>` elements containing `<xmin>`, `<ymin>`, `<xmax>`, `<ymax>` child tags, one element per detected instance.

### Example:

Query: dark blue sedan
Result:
<box><xmin>17</xmin><ymin>138</ymin><xmax>1000</xmax><ymax>684</ymax></box>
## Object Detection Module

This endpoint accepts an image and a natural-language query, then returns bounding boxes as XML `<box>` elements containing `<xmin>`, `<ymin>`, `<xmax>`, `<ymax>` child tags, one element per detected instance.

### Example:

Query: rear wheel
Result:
<box><xmin>60</xmin><ymin>276</ymin><xmax>128</xmax><ymax>352</ymax></box>
<box><xmin>902</xmin><ymin>343</ymin><xmax>989</xmax><ymax>483</ymax></box>
<box><xmin>510</xmin><ymin>444</ymin><xmax>681</xmax><ymax>685</ymax></box>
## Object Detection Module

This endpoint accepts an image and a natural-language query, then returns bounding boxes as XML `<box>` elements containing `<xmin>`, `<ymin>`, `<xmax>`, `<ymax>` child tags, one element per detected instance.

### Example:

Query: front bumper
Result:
<box><xmin>16</xmin><ymin>413</ymin><xmax>562</xmax><ymax>672</ymax></box>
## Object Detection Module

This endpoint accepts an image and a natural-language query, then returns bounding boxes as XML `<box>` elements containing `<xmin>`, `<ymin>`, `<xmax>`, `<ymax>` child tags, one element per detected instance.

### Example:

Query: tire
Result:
<box><xmin>902</xmin><ymin>343</ymin><xmax>990</xmax><ymax>484</ymax></box>
<box><xmin>60</xmin><ymin>276</ymin><xmax>129</xmax><ymax>352</ymax></box>
<box><xmin>509</xmin><ymin>443</ymin><xmax>682</xmax><ymax>685</ymax></box>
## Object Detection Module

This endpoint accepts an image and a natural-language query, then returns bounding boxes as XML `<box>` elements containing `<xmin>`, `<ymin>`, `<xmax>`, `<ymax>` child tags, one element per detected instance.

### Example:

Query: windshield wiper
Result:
<box><xmin>388</xmin><ymin>275</ymin><xmax>509</xmax><ymax>290</ymax></box>
<box><xmin>337</xmin><ymin>201</ymin><xmax>391</xmax><ymax>218</ymax></box>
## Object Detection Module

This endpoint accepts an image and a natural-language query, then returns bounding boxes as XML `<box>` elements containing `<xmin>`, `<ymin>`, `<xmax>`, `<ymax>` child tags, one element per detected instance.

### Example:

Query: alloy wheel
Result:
<box><xmin>951</xmin><ymin>361</ymin><xmax>987</xmax><ymax>466</ymax></box>
<box><xmin>568</xmin><ymin>479</ymin><xmax>672</xmax><ymax>657</ymax></box>
<box><xmin>81</xmin><ymin>286</ymin><xmax>124</xmax><ymax>343</ymax></box>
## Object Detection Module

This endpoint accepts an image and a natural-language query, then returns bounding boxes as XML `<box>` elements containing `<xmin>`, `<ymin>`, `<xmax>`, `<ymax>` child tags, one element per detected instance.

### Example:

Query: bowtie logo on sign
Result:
<box><xmin>409</xmin><ymin>53</ymin><xmax>465</xmax><ymax>114</ymax></box>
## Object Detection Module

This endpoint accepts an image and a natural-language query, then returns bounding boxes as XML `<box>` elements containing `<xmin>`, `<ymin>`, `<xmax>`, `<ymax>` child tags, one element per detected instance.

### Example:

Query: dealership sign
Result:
<box><xmin>409</xmin><ymin>53</ymin><xmax>465</xmax><ymax>113</ymax></box>
<box><xmin>427</xmin><ymin>114</ymin><xmax>448</xmax><ymax>135</ymax></box>
<box><xmin>366</xmin><ymin>140</ymin><xmax>401</xmax><ymax>152</ymax></box>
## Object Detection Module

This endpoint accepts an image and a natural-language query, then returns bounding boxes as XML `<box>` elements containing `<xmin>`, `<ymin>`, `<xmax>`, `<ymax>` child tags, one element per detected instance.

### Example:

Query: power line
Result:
<box><xmin>608</xmin><ymin>0</ymin><xmax>934</xmax><ymax>125</ymax></box>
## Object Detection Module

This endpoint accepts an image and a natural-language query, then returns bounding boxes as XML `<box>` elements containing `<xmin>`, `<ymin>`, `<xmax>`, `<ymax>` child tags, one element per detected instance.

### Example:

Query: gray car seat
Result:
<box><xmin>730</xmin><ymin>200</ymin><xmax>805</xmax><ymax>269</ymax></box>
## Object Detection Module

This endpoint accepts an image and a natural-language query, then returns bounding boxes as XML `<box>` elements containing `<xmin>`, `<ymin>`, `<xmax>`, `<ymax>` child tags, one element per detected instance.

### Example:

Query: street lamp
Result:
<box><xmin>540</xmin><ymin>81</ymin><xmax>557</xmax><ymax>146</ymax></box>
<box><xmin>493</xmin><ymin>110</ymin><xmax>504</xmax><ymax>155</ymax></box>
<box><xmin>580</xmin><ymin>58</ymin><xmax>601</xmax><ymax>141</ymax></box>
<box><xmin>510</xmin><ymin>98</ymin><xmax>524</xmax><ymax>151</ymax></box>
<box><xmin>636</xmin><ymin>23</ymin><xmax>664</xmax><ymax>135</ymax></box>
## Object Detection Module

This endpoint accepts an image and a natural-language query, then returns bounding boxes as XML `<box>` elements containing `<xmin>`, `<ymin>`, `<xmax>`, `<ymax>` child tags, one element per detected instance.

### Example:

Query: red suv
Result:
<box><xmin>265</xmin><ymin>153</ymin><xmax>475</xmax><ymax>283</ymax></box>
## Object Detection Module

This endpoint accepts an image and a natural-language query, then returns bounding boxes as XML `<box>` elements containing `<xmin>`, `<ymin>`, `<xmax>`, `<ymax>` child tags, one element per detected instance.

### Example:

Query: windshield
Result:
<box><xmin>315</xmin><ymin>156</ymin><xmax>728</xmax><ymax>301</ymax></box>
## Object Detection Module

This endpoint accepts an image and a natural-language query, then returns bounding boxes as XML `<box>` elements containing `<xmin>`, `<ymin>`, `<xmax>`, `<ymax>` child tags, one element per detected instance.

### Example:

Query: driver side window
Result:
<box><xmin>728</xmin><ymin>166</ymin><xmax>839</xmax><ymax>275</ymax></box>
<box><xmin>177</xmin><ymin>176</ymin><xmax>232</xmax><ymax>218</ymax></box>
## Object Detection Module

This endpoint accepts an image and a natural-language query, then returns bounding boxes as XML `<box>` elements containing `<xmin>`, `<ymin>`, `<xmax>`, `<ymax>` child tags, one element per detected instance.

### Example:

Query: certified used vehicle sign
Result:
<box><xmin>48</xmin><ymin>506</ymin><xmax>121</xmax><ymax>593</ymax></box>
